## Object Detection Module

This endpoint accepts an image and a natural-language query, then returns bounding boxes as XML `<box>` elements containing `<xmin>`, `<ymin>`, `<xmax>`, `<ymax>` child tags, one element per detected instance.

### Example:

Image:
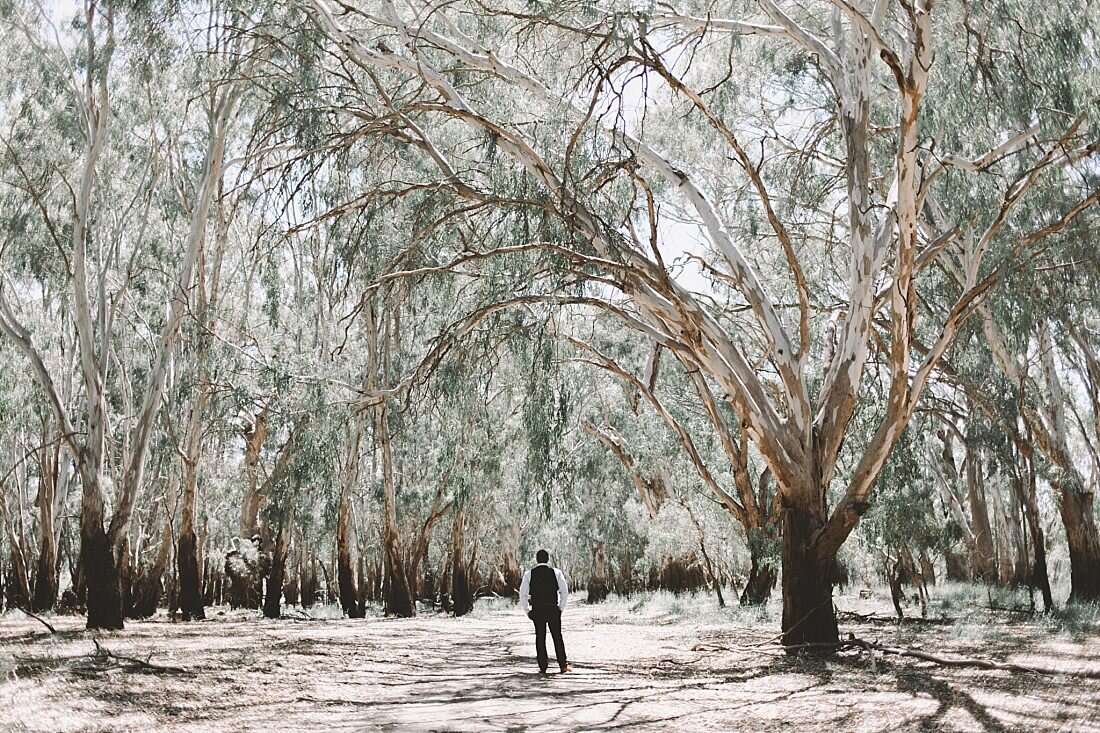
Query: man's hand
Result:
<box><xmin>526</xmin><ymin>611</ymin><xmax>533</xmax><ymax>620</ymax></box>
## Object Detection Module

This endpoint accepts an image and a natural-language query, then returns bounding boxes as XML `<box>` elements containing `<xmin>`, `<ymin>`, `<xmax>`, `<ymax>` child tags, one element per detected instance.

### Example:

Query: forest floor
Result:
<box><xmin>1</xmin><ymin>586</ymin><xmax>1098</xmax><ymax>733</ymax></box>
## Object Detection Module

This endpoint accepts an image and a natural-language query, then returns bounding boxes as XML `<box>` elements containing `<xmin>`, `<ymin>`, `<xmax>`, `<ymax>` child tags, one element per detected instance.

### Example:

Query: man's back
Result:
<box><xmin>529</xmin><ymin>564</ymin><xmax>559</xmax><ymax>607</ymax></box>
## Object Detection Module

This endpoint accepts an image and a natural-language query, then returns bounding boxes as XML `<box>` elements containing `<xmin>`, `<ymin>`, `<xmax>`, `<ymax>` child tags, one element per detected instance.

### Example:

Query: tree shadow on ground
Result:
<box><xmin>893</xmin><ymin>666</ymin><xmax>1010</xmax><ymax>733</ymax></box>
<box><xmin>3</xmin><ymin>606</ymin><xmax>1097</xmax><ymax>733</ymax></box>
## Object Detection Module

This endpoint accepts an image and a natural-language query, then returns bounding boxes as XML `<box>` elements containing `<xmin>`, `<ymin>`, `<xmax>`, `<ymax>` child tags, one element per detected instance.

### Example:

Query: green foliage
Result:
<box><xmin>520</xmin><ymin>333</ymin><xmax>572</xmax><ymax>515</ymax></box>
<box><xmin>861</xmin><ymin>419</ymin><xmax>947</xmax><ymax>557</ymax></box>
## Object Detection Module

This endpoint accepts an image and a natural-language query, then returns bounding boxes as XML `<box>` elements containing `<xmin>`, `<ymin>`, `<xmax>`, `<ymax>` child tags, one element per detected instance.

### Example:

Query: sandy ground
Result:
<box><xmin>1</xmin><ymin>595</ymin><xmax>1098</xmax><ymax>733</ymax></box>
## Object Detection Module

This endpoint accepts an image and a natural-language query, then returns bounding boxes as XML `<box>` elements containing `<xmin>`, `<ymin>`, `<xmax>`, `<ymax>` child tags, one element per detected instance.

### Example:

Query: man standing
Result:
<box><xmin>519</xmin><ymin>549</ymin><xmax>571</xmax><ymax>674</ymax></box>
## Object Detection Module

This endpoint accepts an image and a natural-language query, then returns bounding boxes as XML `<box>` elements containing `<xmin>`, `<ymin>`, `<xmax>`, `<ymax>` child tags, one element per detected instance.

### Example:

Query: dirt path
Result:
<box><xmin>1</xmin><ymin>600</ymin><xmax>1098</xmax><ymax>732</ymax></box>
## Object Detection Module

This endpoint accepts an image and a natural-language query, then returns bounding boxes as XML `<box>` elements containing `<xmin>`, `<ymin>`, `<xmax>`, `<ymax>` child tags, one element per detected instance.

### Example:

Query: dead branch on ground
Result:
<box><xmin>836</xmin><ymin>610</ymin><xmax>954</xmax><ymax>625</ymax></box>
<box><xmin>67</xmin><ymin>639</ymin><xmax>191</xmax><ymax>675</ymax></box>
<box><xmin>17</xmin><ymin>608</ymin><xmax>57</xmax><ymax>634</ymax></box>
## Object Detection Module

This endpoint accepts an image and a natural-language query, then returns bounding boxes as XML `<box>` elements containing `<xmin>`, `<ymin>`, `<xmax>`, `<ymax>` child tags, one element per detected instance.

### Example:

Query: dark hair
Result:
<box><xmin>536</xmin><ymin>549</ymin><xmax>549</xmax><ymax>564</ymax></box>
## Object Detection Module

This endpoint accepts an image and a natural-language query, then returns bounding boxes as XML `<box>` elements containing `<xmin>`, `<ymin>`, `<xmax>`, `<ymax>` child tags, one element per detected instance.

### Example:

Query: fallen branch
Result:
<box><xmin>691</xmin><ymin>642</ymin><xmax>735</xmax><ymax>653</ymax></box>
<box><xmin>657</xmin><ymin>655</ymin><xmax>705</xmax><ymax>665</ymax></box>
<box><xmin>836</xmin><ymin>610</ymin><xmax>954</xmax><ymax>626</ymax></box>
<box><xmin>282</xmin><ymin>609</ymin><xmax>316</xmax><ymax>621</ymax></box>
<box><xmin>978</xmin><ymin>603</ymin><xmax>1036</xmax><ymax>616</ymax></box>
<box><xmin>18</xmin><ymin>608</ymin><xmax>57</xmax><ymax>634</ymax></box>
<box><xmin>85</xmin><ymin>639</ymin><xmax>191</xmax><ymax>675</ymax></box>
<box><xmin>781</xmin><ymin>637</ymin><xmax>1100</xmax><ymax>679</ymax></box>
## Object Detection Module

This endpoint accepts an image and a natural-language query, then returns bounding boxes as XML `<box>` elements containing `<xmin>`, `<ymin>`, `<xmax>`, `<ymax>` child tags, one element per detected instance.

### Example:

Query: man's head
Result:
<box><xmin>536</xmin><ymin>549</ymin><xmax>549</xmax><ymax>564</ymax></box>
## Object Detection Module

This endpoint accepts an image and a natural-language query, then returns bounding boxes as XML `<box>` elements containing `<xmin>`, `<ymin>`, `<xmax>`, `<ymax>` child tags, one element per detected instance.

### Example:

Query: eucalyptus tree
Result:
<box><xmin>574</xmin><ymin>315</ymin><xmax>779</xmax><ymax>603</ymax></box>
<box><xmin>0</xmin><ymin>318</ymin><xmax>72</xmax><ymax>613</ymax></box>
<box><xmin>858</xmin><ymin>418</ymin><xmax>947</xmax><ymax>618</ymax></box>
<box><xmin>167</xmin><ymin>157</ymin><xmax>266</xmax><ymax>620</ymax></box>
<box><xmin>916</xmin><ymin>0</ymin><xmax>1100</xmax><ymax>603</ymax></box>
<box><xmin>0</xmin><ymin>382</ymin><xmax>36</xmax><ymax>610</ymax></box>
<box><xmin>979</xmin><ymin>292</ymin><xmax>1100</xmax><ymax>603</ymax></box>
<box><xmin>293</xmin><ymin>0</ymin><xmax>1098</xmax><ymax>647</ymax></box>
<box><xmin>0</xmin><ymin>0</ymin><xmax>256</xmax><ymax>628</ymax></box>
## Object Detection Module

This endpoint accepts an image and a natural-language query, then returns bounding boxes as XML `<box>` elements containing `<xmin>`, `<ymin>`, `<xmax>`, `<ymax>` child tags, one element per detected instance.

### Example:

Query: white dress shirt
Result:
<box><xmin>518</xmin><ymin>563</ymin><xmax>569</xmax><ymax>613</ymax></box>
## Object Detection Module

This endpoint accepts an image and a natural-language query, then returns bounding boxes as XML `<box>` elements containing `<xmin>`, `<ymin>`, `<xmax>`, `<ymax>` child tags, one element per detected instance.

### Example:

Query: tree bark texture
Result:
<box><xmin>31</xmin><ymin>442</ymin><xmax>60</xmax><ymax>612</ymax></box>
<box><xmin>81</xmin><ymin>506</ymin><xmax>123</xmax><ymax>630</ymax></box>
<box><xmin>177</xmin><ymin>524</ymin><xmax>204</xmax><ymax>621</ymax></box>
<box><xmin>1058</xmin><ymin>479</ymin><xmax>1100</xmax><ymax>603</ymax></box>
<box><xmin>965</xmin><ymin>440</ymin><xmax>998</xmax><ymax>583</ymax></box>
<box><xmin>264</xmin><ymin>520</ymin><xmax>293</xmax><ymax>619</ymax></box>
<box><xmin>450</xmin><ymin>506</ymin><xmax>473</xmax><ymax>617</ymax></box>
<box><xmin>337</xmin><ymin>479</ymin><xmax>364</xmax><ymax>618</ymax></box>
<box><xmin>587</xmin><ymin>542</ymin><xmax>609</xmax><ymax>603</ymax></box>
<box><xmin>780</xmin><ymin>499</ymin><xmax>839</xmax><ymax>649</ymax></box>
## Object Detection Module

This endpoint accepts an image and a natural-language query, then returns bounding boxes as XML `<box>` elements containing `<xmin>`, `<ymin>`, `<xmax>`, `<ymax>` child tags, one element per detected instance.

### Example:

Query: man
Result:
<box><xmin>519</xmin><ymin>549</ymin><xmax>571</xmax><ymax>674</ymax></box>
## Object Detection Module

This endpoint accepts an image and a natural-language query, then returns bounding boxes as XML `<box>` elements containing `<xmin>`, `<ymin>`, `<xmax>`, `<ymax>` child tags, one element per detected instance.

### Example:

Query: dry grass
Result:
<box><xmin>0</xmin><ymin>585</ymin><xmax>1097</xmax><ymax>732</ymax></box>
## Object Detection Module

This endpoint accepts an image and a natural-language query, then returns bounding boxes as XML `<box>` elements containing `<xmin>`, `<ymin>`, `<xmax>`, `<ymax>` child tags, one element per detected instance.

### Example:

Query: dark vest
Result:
<box><xmin>529</xmin><ymin>565</ymin><xmax>559</xmax><ymax>607</ymax></box>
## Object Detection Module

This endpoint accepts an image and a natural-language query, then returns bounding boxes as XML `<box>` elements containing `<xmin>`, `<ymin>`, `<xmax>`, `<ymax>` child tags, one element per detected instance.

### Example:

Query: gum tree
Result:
<box><xmin>298</xmin><ymin>0</ymin><xmax>1099</xmax><ymax>646</ymax></box>
<box><xmin>0</xmin><ymin>0</ymin><xmax>252</xmax><ymax>628</ymax></box>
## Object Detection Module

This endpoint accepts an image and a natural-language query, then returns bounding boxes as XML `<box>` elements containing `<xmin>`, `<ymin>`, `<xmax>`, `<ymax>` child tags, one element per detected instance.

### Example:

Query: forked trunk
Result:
<box><xmin>130</xmin><ymin>519</ymin><xmax>172</xmax><ymax>619</ymax></box>
<box><xmin>1030</xmin><ymin>519</ymin><xmax>1054</xmax><ymax>612</ymax></box>
<box><xmin>1017</xmin><ymin>452</ymin><xmax>1053</xmax><ymax>611</ymax></box>
<box><xmin>383</xmin><ymin>535</ymin><xmax>415</xmax><ymax>617</ymax></box>
<box><xmin>264</xmin><ymin>519</ymin><xmax>293</xmax><ymax>619</ymax></box>
<box><xmin>741</xmin><ymin>558</ymin><xmax>776</xmax><ymax>606</ymax></box>
<box><xmin>919</xmin><ymin>550</ymin><xmax>936</xmax><ymax>586</ymax></box>
<box><xmin>337</xmin><ymin>485</ymin><xmax>364</xmax><ymax>618</ymax></box>
<box><xmin>780</xmin><ymin>505</ymin><xmax>838</xmax><ymax>649</ymax></box>
<box><xmin>965</xmin><ymin>441</ymin><xmax>998</xmax><ymax>583</ymax></box>
<box><xmin>376</xmin><ymin>374</ymin><xmax>414</xmax><ymax>617</ymax></box>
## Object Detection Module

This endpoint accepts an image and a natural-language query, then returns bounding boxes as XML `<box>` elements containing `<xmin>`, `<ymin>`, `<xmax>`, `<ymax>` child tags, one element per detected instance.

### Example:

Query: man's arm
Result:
<box><xmin>519</xmin><ymin>570</ymin><xmax>531</xmax><ymax>615</ymax></box>
<box><xmin>556</xmin><ymin>568</ymin><xmax>569</xmax><ymax>611</ymax></box>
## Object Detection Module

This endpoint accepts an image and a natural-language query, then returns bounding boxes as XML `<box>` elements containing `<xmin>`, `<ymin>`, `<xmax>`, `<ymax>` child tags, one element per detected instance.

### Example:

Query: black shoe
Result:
<box><xmin>559</xmin><ymin>665</ymin><xmax>572</xmax><ymax>673</ymax></box>
<box><xmin>538</xmin><ymin>669</ymin><xmax>548</xmax><ymax>674</ymax></box>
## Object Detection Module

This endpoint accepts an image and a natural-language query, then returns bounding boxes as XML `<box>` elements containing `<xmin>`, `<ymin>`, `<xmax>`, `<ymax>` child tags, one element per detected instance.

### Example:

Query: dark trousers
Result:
<box><xmin>530</xmin><ymin>605</ymin><xmax>567</xmax><ymax>671</ymax></box>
